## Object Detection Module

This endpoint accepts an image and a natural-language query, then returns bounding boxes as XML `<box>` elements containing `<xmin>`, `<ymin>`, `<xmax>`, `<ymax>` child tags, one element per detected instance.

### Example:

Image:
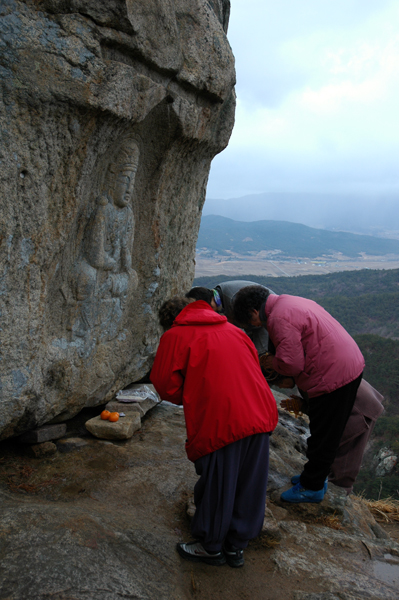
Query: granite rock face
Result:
<box><xmin>0</xmin><ymin>0</ymin><xmax>235</xmax><ymax>438</ymax></box>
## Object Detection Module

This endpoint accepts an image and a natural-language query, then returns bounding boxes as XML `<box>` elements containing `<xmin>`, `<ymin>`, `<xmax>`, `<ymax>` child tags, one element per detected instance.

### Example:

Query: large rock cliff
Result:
<box><xmin>0</xmin><ymin>0</ymin><xmax>235</xmax><ymax>438</ymax></box>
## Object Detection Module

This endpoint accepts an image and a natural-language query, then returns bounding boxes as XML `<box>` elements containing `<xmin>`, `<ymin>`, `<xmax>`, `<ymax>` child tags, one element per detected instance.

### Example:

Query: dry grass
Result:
<box><xmin>315</xmin><ymin>513</ymin><xmax>344</xmax><ymax>530</ymax></box>
<box><xmin>362</xmin><ymin>497</ymin><xmax>399</xmax><ymax>523</ymax></box>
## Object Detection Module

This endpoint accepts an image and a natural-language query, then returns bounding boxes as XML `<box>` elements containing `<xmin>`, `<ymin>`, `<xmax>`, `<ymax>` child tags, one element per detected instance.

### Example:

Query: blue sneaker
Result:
<box><xmin>291</xmin><ymin>475</ymin><xmax>328</xmax><ymax>493</ymax></box>
<box><xmin>281</xmin><ymin>482</ymin><xmax>325</xmax><ymax>503</ymax></box>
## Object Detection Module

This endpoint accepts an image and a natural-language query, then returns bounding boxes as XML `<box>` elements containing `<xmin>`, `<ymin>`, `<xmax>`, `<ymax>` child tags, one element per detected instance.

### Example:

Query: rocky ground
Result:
<box><xmin>0</xmin><ymin>394</ymin><xmax>398</xmax><ymax>600</ymax></box>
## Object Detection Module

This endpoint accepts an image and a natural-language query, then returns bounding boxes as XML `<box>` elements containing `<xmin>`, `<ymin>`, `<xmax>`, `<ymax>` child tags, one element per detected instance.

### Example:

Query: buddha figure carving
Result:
<box><xmin>71</xmin><ymin>139</ymin><xmax>139</xmax><ymax>340</ymax></box>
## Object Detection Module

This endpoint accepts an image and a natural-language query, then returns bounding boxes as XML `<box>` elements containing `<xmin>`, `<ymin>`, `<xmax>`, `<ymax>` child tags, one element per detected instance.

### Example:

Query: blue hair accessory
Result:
<box><xmin>212</xmin><ymin>289</ymin><xmax>222</xmax><ymax>308</ymax></box>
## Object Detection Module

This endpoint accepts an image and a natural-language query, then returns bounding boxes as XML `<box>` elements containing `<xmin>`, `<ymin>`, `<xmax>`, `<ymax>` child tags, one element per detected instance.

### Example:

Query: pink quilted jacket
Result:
<box><xmin>265</xmin><ymin>294</ymin><xmax>365</xmax><ymax>398</ymax></box>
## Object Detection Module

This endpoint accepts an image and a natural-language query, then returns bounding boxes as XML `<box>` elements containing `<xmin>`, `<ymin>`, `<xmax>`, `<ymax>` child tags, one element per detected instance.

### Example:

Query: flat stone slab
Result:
<box><xmin>85</xmin><ymin>414</ymin><xmax>141</xmax><ymax>440</ymax></box>
<box><xmin>105</xmin><ymin>397</ymin><xmax>158</xmax><ymax>416</ymax></box>
<box><xmin>18</xmin><ymin>424</ymin><xmax>67</xmax><ymax>444</ymax></box>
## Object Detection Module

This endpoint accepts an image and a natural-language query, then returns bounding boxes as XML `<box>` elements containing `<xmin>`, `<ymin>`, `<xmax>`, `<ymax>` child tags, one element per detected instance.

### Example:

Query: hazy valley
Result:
<box><xmin>196</xmin><ymin>215</ymin><xmax>399</xmax><ymax>277</ymax></box>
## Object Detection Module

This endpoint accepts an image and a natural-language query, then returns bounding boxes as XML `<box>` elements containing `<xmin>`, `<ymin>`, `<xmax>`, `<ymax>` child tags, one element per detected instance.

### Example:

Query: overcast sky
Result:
<box><xmin>205</xmin><ymin>0</ymin><xmax>399</xmax><ymax>201</ymax></box>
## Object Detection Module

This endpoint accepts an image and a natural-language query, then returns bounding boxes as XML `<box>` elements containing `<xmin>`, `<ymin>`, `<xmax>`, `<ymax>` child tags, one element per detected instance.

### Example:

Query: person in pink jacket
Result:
<box><xmin>232</xmin><ymin>286</ymin><xmax>365</xmax><ymax>504</ymax></box>
<box><xmin>151</xmin><ymin>297</ymin><xmax>278</xmax><ymax>567</ymax></box>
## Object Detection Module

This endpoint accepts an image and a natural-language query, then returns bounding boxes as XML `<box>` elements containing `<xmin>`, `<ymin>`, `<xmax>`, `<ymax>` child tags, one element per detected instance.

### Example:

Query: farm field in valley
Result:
<box><xmin>195</xmin><ymin>253</ymin><xmax>399</xmax><ymax>277</ymax></box>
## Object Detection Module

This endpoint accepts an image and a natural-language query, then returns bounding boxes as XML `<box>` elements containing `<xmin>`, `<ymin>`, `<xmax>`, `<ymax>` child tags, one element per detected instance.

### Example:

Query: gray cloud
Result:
<box><xmin>206</xmin><ymin>0</ymin><xmax>399</xmax><ymax>222</ymax></box>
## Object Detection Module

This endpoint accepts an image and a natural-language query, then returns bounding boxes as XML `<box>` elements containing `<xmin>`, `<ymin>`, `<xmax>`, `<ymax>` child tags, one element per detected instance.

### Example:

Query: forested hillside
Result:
<box><xmin>194</xmin><ymin>268</ymin><xmax>399</xmax><ymax>498</ymax></box>
<box><xmin>194</xmin><ymin>268</ymin><xmax>399</xmax><ymax>297</ymax></box>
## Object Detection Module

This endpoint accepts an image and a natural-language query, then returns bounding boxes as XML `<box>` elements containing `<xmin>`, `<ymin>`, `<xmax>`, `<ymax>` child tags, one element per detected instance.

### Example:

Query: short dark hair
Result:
<box><xmin>185</xmin><ymin>286</ymin><xmax>213</xmax><ymax>305</ymax></box>
<box><xmin>232</xmin><ymin>285</ymin><xmax>270</xmax><ymax>324</ymax></box>
<box><xmin>158</xmin><ymin>297</ymin><xmax>190</xmax><ymax>330</ymax></box>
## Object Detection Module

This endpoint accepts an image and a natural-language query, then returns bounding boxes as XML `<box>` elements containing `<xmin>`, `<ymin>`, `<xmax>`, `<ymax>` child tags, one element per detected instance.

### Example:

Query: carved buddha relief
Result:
<box><xmin>71</xmin><ymin>138</ymin><xmax>139</xmax><ymax>340</ymax></box>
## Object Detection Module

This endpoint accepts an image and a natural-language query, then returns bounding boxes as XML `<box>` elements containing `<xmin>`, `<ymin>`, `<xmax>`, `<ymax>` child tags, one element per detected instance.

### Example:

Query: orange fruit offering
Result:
<box><xmin>100</xmin><ymin>410</ymin><xmax>111</xmax><ymax>420</ymax></box>
<box><xmin>109</xmin><ymin>412</ymin><xmax>119</xmax><ymax>422</ymax></box>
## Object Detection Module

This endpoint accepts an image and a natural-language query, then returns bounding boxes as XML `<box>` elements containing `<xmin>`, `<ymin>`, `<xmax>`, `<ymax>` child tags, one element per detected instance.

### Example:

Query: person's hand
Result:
<box><xmin>259</xmin><ymin>353</ymin><xmax>275</xmax><ymax>371</ymax></box>
<box><xmin>259</xmin><ymin>353</ymin><xmax>281</xmax><ymax>383</ymax></box>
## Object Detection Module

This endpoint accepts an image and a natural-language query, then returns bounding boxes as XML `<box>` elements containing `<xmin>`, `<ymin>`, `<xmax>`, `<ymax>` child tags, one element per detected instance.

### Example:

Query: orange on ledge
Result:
<box><xmin>108</xmin><ymin>412</ymin><xmax>120</xmax><ymax>422</ymax></box>
<box><xmin>100</xmin><ymin>410</ymin><xmax>111</xmax><ymax>420</ymax></box>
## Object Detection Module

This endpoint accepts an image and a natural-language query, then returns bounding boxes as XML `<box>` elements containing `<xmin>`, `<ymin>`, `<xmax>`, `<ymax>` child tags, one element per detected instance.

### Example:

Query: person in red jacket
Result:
<box><xmin>150</xmin><ymin>297</ymin><xmax>278</xmax><ymax>567</ymax></box>
<box><xmin>232</xmin><ymin>285</ymin><xmax>365</xmax><ymax>504</ymax></box>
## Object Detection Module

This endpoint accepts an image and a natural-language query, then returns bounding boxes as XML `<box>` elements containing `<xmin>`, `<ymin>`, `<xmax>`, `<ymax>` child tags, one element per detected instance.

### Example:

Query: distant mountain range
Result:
<box><xmin>198</xmin><ymin>215</ymin><xmax>399</xmax><ymax>259</ymax></box>
<box><xmin>203</xmin><ymin>192</ymin><xmax>399</xmax><ymax>236</ymax></box>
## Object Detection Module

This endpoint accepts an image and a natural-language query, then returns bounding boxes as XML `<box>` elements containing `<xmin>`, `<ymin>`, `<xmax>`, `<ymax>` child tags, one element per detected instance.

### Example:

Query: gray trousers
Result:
<box><xmin>191</xmin><ymin>433</ymin><xmax>270</xmax><ymax>551</ymax></box>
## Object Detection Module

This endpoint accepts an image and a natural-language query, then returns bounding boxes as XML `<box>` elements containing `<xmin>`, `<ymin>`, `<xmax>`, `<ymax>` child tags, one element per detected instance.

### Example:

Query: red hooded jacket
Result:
<box><xmin>150</xmin><ymin>301</ymin><xmax>278</xmax><ymax>462</ymax></box>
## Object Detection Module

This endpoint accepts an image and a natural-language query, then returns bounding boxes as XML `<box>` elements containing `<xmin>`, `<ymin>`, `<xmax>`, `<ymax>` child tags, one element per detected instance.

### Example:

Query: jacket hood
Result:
<box><xmin>173</xmin><ymin>300</ymin><xmax>227</xmax><ymax>327</ymax></box>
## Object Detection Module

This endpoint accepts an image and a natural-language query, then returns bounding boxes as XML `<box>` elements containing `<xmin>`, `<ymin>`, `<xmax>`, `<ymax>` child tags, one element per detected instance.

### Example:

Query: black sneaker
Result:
<box><xmin>223</xmin><ymin>540</ymin><xmax>244</xmax><ymax>568</ymax></box>
<box><xmin>176</xmin><ymin>541</ymin><xmax>226</xmax><ymax>566</ymax></box>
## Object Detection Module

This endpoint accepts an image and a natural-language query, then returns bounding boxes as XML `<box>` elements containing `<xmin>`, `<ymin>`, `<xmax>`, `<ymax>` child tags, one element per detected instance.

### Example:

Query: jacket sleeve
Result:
<box><xmin>150</xmin><ymin>334</ymin><xmax>185</xmax><ymax>405</ymax></box>
<box><xmin>268</xmin><ymin>317</ymin><xmax>306</xmax><ymax>376</ymax></box>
